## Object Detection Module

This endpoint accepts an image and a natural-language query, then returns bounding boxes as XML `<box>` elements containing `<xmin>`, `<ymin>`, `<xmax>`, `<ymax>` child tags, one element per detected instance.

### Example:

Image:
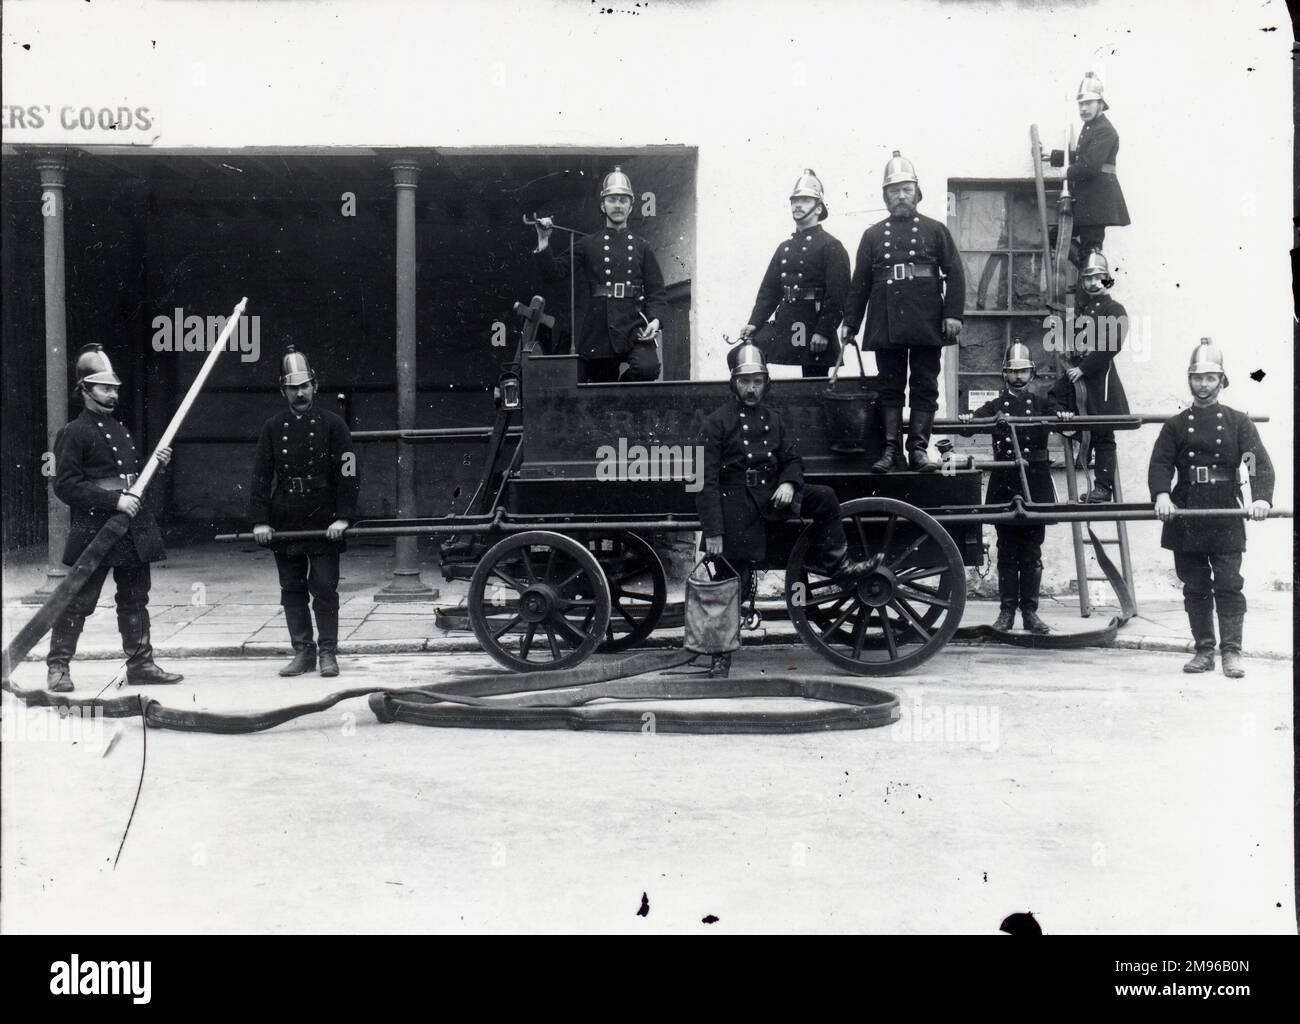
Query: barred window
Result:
<box><xmin>945</xmin><ymin>181</ymin><xmax>1076</xmax><ymax>422</ymax></box>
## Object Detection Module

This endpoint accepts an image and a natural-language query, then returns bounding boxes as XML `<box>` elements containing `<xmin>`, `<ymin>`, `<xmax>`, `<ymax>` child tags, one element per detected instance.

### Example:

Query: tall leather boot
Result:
<box><xmin>992</xmin><ymin>565</ymin><xmax>1018</xmax><ymax>631</ymax></box>
<box><xmin>871</xmin><ymin>406</ymin><xmax>903</xmax><ymax>474</ymax></box>
<box><xmin>121</xmin><ymin>609</ymin><xmax>184</xmax><ymax>685</ymax></box>
<box><xmin>279</xmin><ymin>602</ymin><xmax>317</xmax><ymax>676</ymax></box>
<box><xmin>316</xmin><ymin>603</ymin><xmax>340</xmax><ymax>678</ymax></box>
<box><xmin>1018</xmin><ymin>562</ymin><xmax>1051</xmax><ymax>634</ymax></box>
<box><xmin>1182</xmin><ymin>601</ymin><xmax>1216</xmax><ymax>673</ymax></box>
<box><xmin>906</xmin><ymin>409</ymin><xmax>938</xmax><ymax>472</ymax></box>
<box><xmin>1218</xmin><ymin>613</ymin><xmax>1245</xmax><ymax>679</ymax></box>
<box><xmin>45</xmin><ymin>612</ymin><xmax>85</xmax><ymax>692</ymax></box>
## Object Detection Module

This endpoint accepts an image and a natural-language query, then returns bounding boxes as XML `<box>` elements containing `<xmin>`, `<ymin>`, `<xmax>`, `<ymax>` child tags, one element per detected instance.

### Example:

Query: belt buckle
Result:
<box><xmin>613</xmin><ymin>282</ymin><xmax>626</xmax><ymax>299</ymax></box>
<box><xmin>123</xmin><ymin>473</ymin><xmax>137</xmax><ymax>488</ymax></box>
<box><xmin>287</xmin><ymin>477</ymin><xmax>304</xmax><ymax>494</ymax></box>
<box><xmin>1193</xmin><ymin>466</ymin><xmax>1209</xmax><ymax>484</ymax></box>
<box><xmin>892</xmin><ymin>263</ymin><xmax>908</xmax><ymax>281</ymax></box>
<box><xmin>745</xmin><ymin>469</ymin><xmax>759</xmax><ymax>487</ymax></box>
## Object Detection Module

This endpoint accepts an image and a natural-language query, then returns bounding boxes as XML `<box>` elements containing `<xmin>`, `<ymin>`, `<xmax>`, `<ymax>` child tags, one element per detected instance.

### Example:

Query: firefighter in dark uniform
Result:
<box><xmin>1051</xmin><ymin>72</ymin><xmax>1130</xmax><ymax>263</ymax></box>
<box><xmin>960</xmin><ymin>343</ymin><xmax>1073</xmax><ymax>633</ymax></box>
<box><xmin>696</xmin><ymin>344</ymin><xmax>871</xmax><ymax>677</ymax></box>
<box><xmin>841</xmin><ymin>151</ymin><xmax>965</xmax><ymax>473</ymax></box>
<box><xmin>737</xmin><ymin>169</ymin><xmax>851</xmax><ymax>378</ymax></box>
<box><xmin>1149</xmin><ymin>340</ymin><xmax>1274</xmax><ymax>678</ymax></box>
<box><xmin>1050</xmin><ymin>251</ymin><xmax>1130</xmax><ymax>501</ymax></box>
<box><xmin>46</xmin><ymin>345</ymin><xmax>183</xmax><ymax>691</ymax></box>
<box><xmin>250</xmin><ymin>348</ymin><xmax>358</xmax><ymax>678</ymax></box>
<box><xmin>533</xmin><ymin>166</ymin><xmax>669</xmax><ymax>383</ymax></box>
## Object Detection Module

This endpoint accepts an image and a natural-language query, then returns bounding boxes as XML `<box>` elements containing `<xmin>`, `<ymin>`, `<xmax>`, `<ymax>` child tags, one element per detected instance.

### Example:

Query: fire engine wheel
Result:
<box><xmin>786</xmin><ymin>497</ymin><xmax>966</xmax><ymax>676</ymax></box>
<box><xmin>468</xmin><ymin>531</ymin><xmax>612</xmax><ymax>672</ymax></box>
<box><xmin>583</xmin><ymin>532</ymin><xmax>668</xmax><ymax>653</ymax></box>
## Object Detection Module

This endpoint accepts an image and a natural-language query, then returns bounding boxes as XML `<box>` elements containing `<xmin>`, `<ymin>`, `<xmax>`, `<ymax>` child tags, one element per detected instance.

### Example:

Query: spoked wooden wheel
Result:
<box><xmin>583</xmin><ymin>532</ymin><xmax>667</xmax><ymax>653</ymax></box>
<box><xmin>786</xmin><ymin>497</ymin><xmax>966</xmax><ymax>675</ymax></box>
<box><xmin>467</xmin><ymin>531</ymin><xmax>611</xmax><ymax>672</ymax></box>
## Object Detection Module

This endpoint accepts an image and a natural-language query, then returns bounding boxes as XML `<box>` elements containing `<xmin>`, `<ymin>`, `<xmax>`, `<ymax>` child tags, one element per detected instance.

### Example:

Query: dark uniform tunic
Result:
<box><xmin>249</xmin><ymin>408</ymin><xmax>358</xmax><ymax>557</ymax></box>
<box><xmin>536</xmin><ymin>225</ymin><xmax>669</xmax><ymax>363</ymax></box>
<box><xmin>842</xmin><ymin>212</ymin><xmax>965</xmax><ymax>411</ymax></box>
<box><xmin>969</xmin><ymin>387</ymin><xmax>1061</xmax><ymax>506</ymax></box>
<box><xmin>1147</xmin><ymin>403</ymin><xmax>1274</xmax><ymax>554</ymax></box>
<box><xmin>1051</xmin><ymin>292</ymin><xmax>1130</xmax><ymax>416</ymax></box>
<box><xmin>696</xmin><ymin>400</ymin><xmax>805</xmax><ymax>563</ymax></box>
<box><xmin>1068</xmin><ymin>113</ymin><xmax>1130</xmax><ymax>230</ymax></box>
<box><xmin>54</xmin><ymin>409</ymin><xmax>165</xmax><ymax>568</ymax></box>
<box><xmin>747</xmin><ymin>225</ymin><xmax>850</xmax><ymax>370</ymax></box>
<box><xmin>1050</xmin><ymin>291</ymin><xmax>1130</xmax><ymax>490</ymax></box>
<box><xmin>842</xmin><ymin>213</ymin><xmax>966</xmax><ymax>352</ymax></box>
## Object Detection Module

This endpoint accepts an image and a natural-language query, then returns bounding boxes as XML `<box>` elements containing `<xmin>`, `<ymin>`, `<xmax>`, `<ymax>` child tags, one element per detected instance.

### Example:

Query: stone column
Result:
<box><xmin>377</xmin><ymin>159</ymin><xmax>435</xmax><ymax>600</ymax></box>
<box><xmin>24</xmin><ymin>152</ymin><xmax>71</xmax><ymax>602</ymax></box>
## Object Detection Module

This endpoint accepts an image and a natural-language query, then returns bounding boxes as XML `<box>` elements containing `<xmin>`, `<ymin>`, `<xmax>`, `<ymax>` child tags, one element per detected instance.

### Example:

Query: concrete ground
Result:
<box><xmin>2</xmin><ymin>540</ymin><xmax>1294</xmax><ymax>662</ymax></box>
<box><xmin>0</xmin><ymin>643</ymin><xmax>1293</xmax><ymax>935</ymax></box>
<box><xmin>3</xmin><ymin>540</ymin><xmax>1293</xmax><ymax>933</ymax></box>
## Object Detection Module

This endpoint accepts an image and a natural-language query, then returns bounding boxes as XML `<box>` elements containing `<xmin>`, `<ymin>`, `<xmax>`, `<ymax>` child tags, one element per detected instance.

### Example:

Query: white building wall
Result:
<box><xmin>3</xmin><ymin>0</ymin><xmax>1291</xmax><ymax>596</ymax></box>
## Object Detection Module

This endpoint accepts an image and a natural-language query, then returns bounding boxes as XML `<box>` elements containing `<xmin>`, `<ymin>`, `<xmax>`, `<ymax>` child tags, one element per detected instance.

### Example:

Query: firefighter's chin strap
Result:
<box><xmin>2</xmin><ymin>648</ymin><xmax>899</xmax><ymax>736</ymax></box>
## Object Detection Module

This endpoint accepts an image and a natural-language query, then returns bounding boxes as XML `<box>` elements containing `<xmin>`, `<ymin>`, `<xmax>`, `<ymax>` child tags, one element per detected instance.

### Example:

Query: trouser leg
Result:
<box><xmin>798</xmin><ymin>484</ymin><xmax>848</xmax><ymax>570</ymax></box>
<box><xmin>275</xmin><ymin>551</ymin><xmax>315</xmax><ymax>652</ymax></box>
<box><xmin>307</xmin><ymin>553</ymin><xmax>342</xmax><ymax>652</ymax></box>
<box><xmin>873</xmin><ymin>348</ymin><xmax>908</xmax><ymax>409</ymax></box>
<box><xmin>117</xmin><ymin>563</ymin><xmax>182</xmax><ymax>684</ymax></box>
<box><xmin>1090</xmin><ymin>430</ymin><xmax>1117</xmax><ymax>491</ymax></box>
<box><xmin>619</xmin><ymin>341</ymin><xmax>661</xmax><ymax>382</ymax></box>
<box><xmin>1173</xmin><ymin>551</ymin><xmax>1218</xmax><ymax>672</ymax></box>
<box><xmin>580</xmin><ymin>357</ymin><xmax>622</xmax><ymax>383</ymax></box>
<box><xmin>904</xmin><ymin>347</ymin><xmax>942</xmax><ymax>414</ymax></box>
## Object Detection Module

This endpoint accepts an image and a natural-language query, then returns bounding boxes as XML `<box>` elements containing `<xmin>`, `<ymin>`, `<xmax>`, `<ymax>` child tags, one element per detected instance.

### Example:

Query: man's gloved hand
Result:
<box><xmin>253</xmin><ymin>524</ymin><xmax>275</xmax><ymax>545</ymax></box>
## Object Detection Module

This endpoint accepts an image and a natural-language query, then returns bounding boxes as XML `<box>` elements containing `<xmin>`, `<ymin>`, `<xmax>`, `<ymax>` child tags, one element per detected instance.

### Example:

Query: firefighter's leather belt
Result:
<box><xmin>592</xmin><ymin>283</ymin><xmax>644</xmax><ymax>299</ymax></box>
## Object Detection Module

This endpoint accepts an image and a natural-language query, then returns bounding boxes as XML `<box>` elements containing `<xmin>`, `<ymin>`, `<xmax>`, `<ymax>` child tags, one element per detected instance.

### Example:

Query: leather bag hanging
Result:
<box><xmin>684</xmin><ymin>555</ymin><xmax>741</xmax><ymax>655</ymax></box>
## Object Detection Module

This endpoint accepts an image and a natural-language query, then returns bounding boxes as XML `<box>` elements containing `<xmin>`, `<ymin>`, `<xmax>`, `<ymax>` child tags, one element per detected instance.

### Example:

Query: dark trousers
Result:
<box><xmin>797</xmin><ymin>484</ymin><xmax>850</xmax><ymax>569</ymax></box>
<box><xmin>1074</xmin><ymin>225</ymin><xmax>1106</xmax><ymax>253</ymax></box>
<box><xmin>274</xmin><ymin>551</ymin><xmax>341</xmax><ymax>648</ymax></box>
<box><xmin>580</xmin><ymin>340</ymin><xmax>661</xmax><ymax>383</ymax></box>
<box><xmin>874</xmin><ymin>346</ymin><xmax>941</xmax><ymax>411</ymax></box>
<box><xmin>1173</xmin><ymin>551</ymin><xmax>1245</xmax><ymax>617</ymax></box>
<box><xmin>68</xmin><ymin>561</ymin><xmax>151</xmax><ymax>617</ymax></box>
<box><xmin>994</xmin><ymin>524</ymin><xmax>1045</xmax><ymax>570</ymax></box>
<box><xmin>1088</xmin><ymin>430</ymin><xmax>1116</xmax><ymax>489</ymax></box>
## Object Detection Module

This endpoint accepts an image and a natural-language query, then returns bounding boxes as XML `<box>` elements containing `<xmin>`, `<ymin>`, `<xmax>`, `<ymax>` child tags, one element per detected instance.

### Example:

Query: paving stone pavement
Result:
<box><xmin>3</xmin><ymin>540</ymin><xmax>1292</xmax><ymax>663</ymax></box>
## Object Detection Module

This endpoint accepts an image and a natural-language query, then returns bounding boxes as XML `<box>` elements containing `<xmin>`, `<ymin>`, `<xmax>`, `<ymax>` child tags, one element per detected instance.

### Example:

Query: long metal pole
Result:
<box><xmin>379</xmin><ymin>160</ymin><xmax>435</xmax><ymax>600</ymax></box>
<box><xmin>27</xmin><ymin>154</ymin><xmax>70</xmax><ymax>602</ymax></box>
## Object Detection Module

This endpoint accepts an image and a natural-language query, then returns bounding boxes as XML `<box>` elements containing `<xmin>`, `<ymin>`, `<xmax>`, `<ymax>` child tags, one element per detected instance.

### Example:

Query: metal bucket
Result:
<box><xmin>822</xmin><ymin>341</ymin><xmax>878</xmax><ymax>455</ymax></box>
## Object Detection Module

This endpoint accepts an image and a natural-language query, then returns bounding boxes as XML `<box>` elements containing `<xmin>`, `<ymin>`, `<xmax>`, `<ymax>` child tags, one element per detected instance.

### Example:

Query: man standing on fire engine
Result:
<box><xmin>737</xmin><ymin>169</ymin><xmax>851</xmax><ymax>378</ymax></box>
<box><xmin>533</xmin><ymin>166</ymin><xmax>669</xmax><ymax>383</ymax></box>
<box><xmin>841</xmin><ymin>151</ymin><xmax>965</xmax><ymax>473</ymax></box>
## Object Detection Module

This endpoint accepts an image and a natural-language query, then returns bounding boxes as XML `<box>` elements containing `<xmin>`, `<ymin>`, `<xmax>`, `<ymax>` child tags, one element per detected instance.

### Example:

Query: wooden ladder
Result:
<box><xmin>1059</xmin><ymin>434</ymin><xmax>1138</xmax><ymax>617</ymax></box>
